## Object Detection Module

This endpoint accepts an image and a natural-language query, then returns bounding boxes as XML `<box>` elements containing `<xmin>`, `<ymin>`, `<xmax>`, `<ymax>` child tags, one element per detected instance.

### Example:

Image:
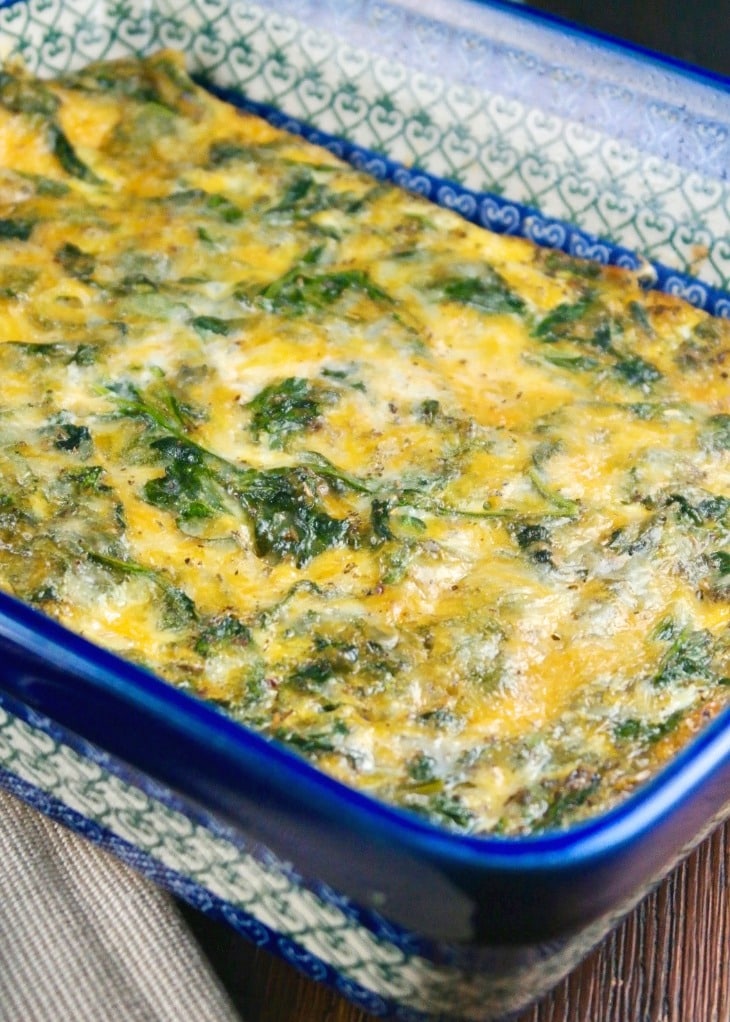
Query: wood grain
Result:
<box><xmin>180</xmin><ymin>819</ymin><xmax>730</xmax><ymax>1021</ymax></box>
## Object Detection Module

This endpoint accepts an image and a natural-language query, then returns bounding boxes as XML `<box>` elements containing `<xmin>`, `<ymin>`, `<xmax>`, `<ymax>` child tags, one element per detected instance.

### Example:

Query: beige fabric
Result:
<box><xmin>0</xmin><ymin>788</ymin><xmax>242</xmax><ymax>1022</ymax></box>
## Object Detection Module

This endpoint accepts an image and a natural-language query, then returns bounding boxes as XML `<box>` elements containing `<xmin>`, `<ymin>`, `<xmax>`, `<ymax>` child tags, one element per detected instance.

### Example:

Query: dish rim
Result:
<box><xmin>466</xmin><ymin>0</ymin><xmax>730</xmax><ymax>94</ymax></box>
<box><xmin>1</xmin><ymin>581</ymin><xmax>729</xmax><ymax>876</ymax></box>
<box><xmin>0</xmin><ymin>0</ymin><xmax>727</xmax><ymax>934</ymax></box>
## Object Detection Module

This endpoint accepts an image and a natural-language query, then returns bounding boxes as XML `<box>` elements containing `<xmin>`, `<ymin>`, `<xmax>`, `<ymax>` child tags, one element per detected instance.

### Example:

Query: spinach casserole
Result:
<box><xmin>0</xmin><ymin>52</ymin><xmax>728</xmax><ymax>835</ymax></box>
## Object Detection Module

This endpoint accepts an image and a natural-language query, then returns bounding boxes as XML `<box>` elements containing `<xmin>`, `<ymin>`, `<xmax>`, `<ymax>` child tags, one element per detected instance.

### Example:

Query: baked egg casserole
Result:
<box><xmin>0</xmin><ymin>52</ymin><xmax>728</xmax><ymax>835</ymax></box>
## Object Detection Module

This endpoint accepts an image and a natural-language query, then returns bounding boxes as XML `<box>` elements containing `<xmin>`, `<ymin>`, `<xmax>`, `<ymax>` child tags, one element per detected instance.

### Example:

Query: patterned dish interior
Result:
<box><xmin>1</xmin><ymin>0</ymin><xmax>729</xmax><ymax>305</ymax></box>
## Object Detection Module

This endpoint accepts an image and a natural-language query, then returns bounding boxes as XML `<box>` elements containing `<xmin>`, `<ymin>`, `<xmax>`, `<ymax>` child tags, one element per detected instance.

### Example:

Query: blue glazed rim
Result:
<box><xmin>0</xmin><ymin>0</ymin><xmax>727</xmax><ymax>951</ymax></box>
<box><xmin>1</xmin><ymin>582</ymin><xmax>729</xmax><ymax>943</ymax></box>
<box><xmin>475</xmin><ymin>0</ymin><xmax>730</xmax><ymax>94</ymax></box>
<box><xmin>209</xmin><ymin>83</ymin><xmax>730</xmax><ymax>318</ymax></box>
<box><xmin>0</xmin><ymin>0</ymin><xmax>728</xmax><ymax>97</ymax></box>
<box><xmin>1</xmin><ymin>584</ymin><xmax>729</xmax><ymax>868</ymax></box>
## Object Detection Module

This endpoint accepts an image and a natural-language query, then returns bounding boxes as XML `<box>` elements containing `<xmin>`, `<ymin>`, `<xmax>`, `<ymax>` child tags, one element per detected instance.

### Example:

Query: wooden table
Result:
<box><xmin>181</xmin><ymin>819</ymin><xmax>730</xmax><ymax>1021</ymax></box>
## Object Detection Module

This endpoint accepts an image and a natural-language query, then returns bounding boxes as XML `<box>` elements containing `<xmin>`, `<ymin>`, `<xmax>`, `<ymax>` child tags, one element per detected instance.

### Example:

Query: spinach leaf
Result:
<box><xmin>652</xmin><ymin>628</ymin><xmax>714</xmax><ymax>687</ymax></box>
<box><xmin>48</xmin><ymin>124</ymin><xmax>101</xmax><ymax>183</ymax></box>
<box><xmin>433</xmin><ymin>270</ymin><xmax>525</xmax><ymax>316</ymax></box>
<box><xmin>144</xmin><ymin>437</ymin><xmax>224</xmax><ymax>523</ymax></box>
<box><xmin>194</xmin><ymin>613</ymin><xmax>251</xmax><ymax>657</ymax></box>
<box><xmin>542</xmin><ymin>250</ymin><xmax>602</xmax><ymax>279</ymax></box>
<box><xmin>0</xmin><ymin>71</ymin><xmax>59</xmax><ymax>116</ymax></box>
<box><xmin>257</xmin><ymin>253</ymin><xmax>392</xmax><ymax>317</ymax></box>
<box><xmin>370</xmin><ymin>498</ymin><xmax>396</xmax><ymax>544</ymax></box>
<box><xmin>55</xmin><ymin>242</ymin><xmax>95</xmax><ymax>280</ymax></box>
<box><xmin>206</xmin><ymin>193</ymin><xmax>243</xmax><ymax>223</ymax></box>
<box><xmin>0</xmin><ymin>218</ymin><xmax>34</xmax><ymax>241</ymax></box>
<box><xmin>404</xmin><ymin>791</ymin><xmax>475</xmax><ymax>831</ymax></box>
<box><xmin>266</xmin><ymin>172</ymin><xmax>361</xmax><ymax>219</ymax></box>
<box><xmin>533</xmin><ymin>295</ymin><xmax>594</xmax><ymax>341</ymax></box>
<box><xmin>273</xmin><ymin>720</ymin><xmax>349</xmax><ymax>755</ymax></box>
<box><xmin>207</xmin><ymin>140</ymin><xmax>256</xmax><ymax>166</ymax></box>
<box><xmin>712</xmin><ymin>551</ymin><xmax>730</xmax><ymax>576</ymax></box>
<box><xmin>111</xmin><ymin>381</ymin><xmax>355</xmax><ymax>566</ymax></box>
<box><xmin>238</xmin><ymin>467</ymin><xmax>355</xmax><ymax>567</ymax></box>
<box><xmin>53</xmin><ymin>422</ymin><xmax>92</xmax><ymax>453</ymax></box>
<box><xmin>542</xmin><ymin>353</ymin><xmax>599</xmax><ymax>372</ymax></box>
<box><xmin>107</xmin><ymin>379</ymin><xmax>199</xmax><ymax>435</ymax></box>
<box><xmin>247</xmin><ymin>376</ymin><xmax>338</xmax><ymax>447</ymax></box>
<box><xmin>88</xmin><ymin>550</ymin><xmax>197</xmax><ymax>630</ymax></box>
<box><xmin>539</xmin><ymin>771</ymin><xmax>600</xmax><ymax>829</ymax></box>
<box><xmin>666</xmin><ymin>492</ymin><xmax>730</xmax><ymax>525</ymax></box>
<box><xmin>613</xmin><ymin>710</ymin><xmax>683</xmax><ymax>743</ymax></box>
<box><xmin>527</xmin><ymin>467</ymin><xmax>580</xmax><ymax>518</ymax></box>
<box><xmin>190</xmin><ymin>315</ymin><xmax>233</xmax><ymax>337</ymax></box>
<box><xmin>59</xmin><ymin>465</ymin><xmax>110</xmax><ymax>495</ymax></box>
<box><xmin>613</xmin><ymin>355</ymin><xmax>662</xmax><ymax>387</ymax></box>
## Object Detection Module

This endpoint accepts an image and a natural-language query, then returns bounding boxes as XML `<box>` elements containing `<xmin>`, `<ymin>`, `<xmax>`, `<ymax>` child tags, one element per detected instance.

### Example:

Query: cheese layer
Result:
<box><xmin>0</xmin><ymin>53</ymin><xmax>728</xmax><ymax>834</ymax></box>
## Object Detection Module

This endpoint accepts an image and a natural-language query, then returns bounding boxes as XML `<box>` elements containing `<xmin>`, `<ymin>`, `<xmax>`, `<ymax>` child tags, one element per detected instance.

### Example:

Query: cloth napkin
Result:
<box><xmin>0</xmin><ymin>788</ymin><xmax>243</xmax><ymax>1022</ymax></box>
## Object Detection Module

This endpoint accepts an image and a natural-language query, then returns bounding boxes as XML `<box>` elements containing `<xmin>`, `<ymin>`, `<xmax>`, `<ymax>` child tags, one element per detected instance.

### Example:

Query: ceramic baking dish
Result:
<box><xmin>0</xmin><ymin>1</ymin><xmax>729</xmax><ymax>1018</ymax></box>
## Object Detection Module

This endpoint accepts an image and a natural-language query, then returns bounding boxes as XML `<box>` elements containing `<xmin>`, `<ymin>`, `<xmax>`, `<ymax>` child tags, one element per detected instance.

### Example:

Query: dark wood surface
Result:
<box><xmin>181</xmin><ymin>819</ymin><xmax>730</xmax><ymax>1021</ymax></box>
<box><xmin>181</xmin><ymin>4</ymin><xmax>730</xmax><ymax>1019</ymax></box>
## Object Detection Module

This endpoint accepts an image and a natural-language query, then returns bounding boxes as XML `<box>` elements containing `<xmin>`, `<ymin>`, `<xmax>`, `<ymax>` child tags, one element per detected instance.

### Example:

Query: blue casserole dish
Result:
<box><xmin>0</xmin><ymin>1</ymin><xmax>728</xmax><ymax>1018</ymax></box>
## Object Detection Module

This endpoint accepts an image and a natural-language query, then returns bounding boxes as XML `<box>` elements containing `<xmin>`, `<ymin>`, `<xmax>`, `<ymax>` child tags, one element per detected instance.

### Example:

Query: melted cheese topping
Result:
<box><xmin>0</xmin><ymin>52</ymin><xmax>728</xmax><ymax>834</ymax></box>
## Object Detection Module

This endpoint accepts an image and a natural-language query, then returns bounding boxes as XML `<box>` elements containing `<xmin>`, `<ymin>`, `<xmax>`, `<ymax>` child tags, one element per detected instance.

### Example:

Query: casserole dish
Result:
<box><xmin>0</xmin><ymin>1</ymin><xmax>728</xmax><ymax>1018</ymax></box>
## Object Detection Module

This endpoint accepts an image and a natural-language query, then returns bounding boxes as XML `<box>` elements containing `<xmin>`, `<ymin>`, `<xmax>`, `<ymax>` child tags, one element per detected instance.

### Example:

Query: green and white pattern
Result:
<box><xmin>0</xmin><ymin>699</ymin><xmax>650</xmax><ymax>1020</ymax></box>
<box><xmin>0</xmin><ymin>2</ymin><xmax>729</xmax><ymax>1016</ymax></box>
<box><xmin>1</xmin><ymin>0</ymin><xmax>729</xmax><ymax>287</ymax></box>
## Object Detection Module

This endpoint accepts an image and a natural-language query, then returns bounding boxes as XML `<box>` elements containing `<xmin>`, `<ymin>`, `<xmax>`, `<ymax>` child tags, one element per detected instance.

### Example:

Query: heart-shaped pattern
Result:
<box><xmin>409</xmin><ymin>68</ymin><xmax>443</xmax><ymax>111</ymax></box>
<box><xmin>515</xmin><ymin>153</ymin><xmax>561</xmax><ymax>204</ymax></box>
<box><xmin>593</xmin><ymin>180</ymin><xmax>639</xmax><ymax>230</ymax></box>
<box><xmin>524</xmin><ymin>214</ymin><xmax>568</xmax><ymax>251</ymax></box>
<box><xmin>392</xmin><ymin>167</ymin><xmax>432</xmax><ymax>196</ymax></box>
<box><xmin>157</xmin><ymin>18</ymin><xmax>193</xmax><ymax>53</ymax></box>
<box><xmin>330</xmin><ymin>86</ymin><xmax>370</xmax><ymax>135</ymax></box>
<box><xmin>264</xmin><ymin>11</ymin><xmax>300</xmax><ymax>53</ymax></box>
<box><xmin>663</xmin><ymin>274</ymin><xmax>712</xmax><ymax>307</ymax></box>
<box><xmin>116</xmin><ymin>13</ymin><xmax>156</xmax><ymax>54</ymax></box>
<box><xmin>639</xmin><ymin>155</ymin><xmax>684</xmax><ymax>199</ymax></box>
<box><xmin>477</xmin><ymin>138</ymin><xmax>520</xmax><ymax>191</ymax></box>
<box><xmin>0</xmin><ymin>2</ymin><xmax>28</xmax><ymax>30</ymax></box>
<box><xmin>570</xmin><ymin>237</ymin><xmax>617</xmax><ymax>265</ymax></box>
<box><xmin>435</xmin><ymin>185</ymin><xmax>477</xmax><ymax>219</ymax></box>
<box><xmin>296</xmin><ymin>75</ymin><xmax>333</xmax><ymax>120</ymax></box>
<box><xmin>298</xmin><ymin>23</ymin><xmax>336</xmax><ymax>73</ymax></box>
<box><xmin>478</xmin><ymin>196</ymin><xmax>522</xmax><ymax>235</ymax></box>
<box><xmin>73</xmin><ymin>21</ymin><xmax>113</xmax><ymax>64</ymax></box>
<box><xmin>402</xmin><ymin>113</ymin><xmax>442</xmax><ymax>166</ymax></box>
<box><xmin>335</xmin><ymin>44</ymin><xmax>371</xmax><ymax>86</ymax></box>
<box><xmin>632</xmin><ymin>204</ymin><xmax>676</xmax><ymax>254</ymax></box>
<box><xmin>192</xmin><ymin>33</ymin><xmax>229</xmax><ymax>72</ymax></box>
<box><xmin>371</xmin><ymin>54</ymin><xmax>407</xmax><ymax>95</ymax></box>
<box><xmin>261</xmin><ymin>49</ymin><xmax>300</xmax><ymax>101</ymax></box>
<box><xmin>367</xmin><ymin>101</ymin><xmax>405</xmax><ymax>150</ymax></box>
<box><xmin>227</xmin><ymin>1</ymin><xmax>265</xmax><ymax>38</ymax></box>
<box><xmin>523</xmin><ymin>109</ymin><xmax>564</xmax><ymax>150</ymax></box>
<box><xmin>485</xmin><ymin>94</ymin><xmax>525</xmax><ymax>136</ymax></box>
<box><xmin>708</xmin><ymin>237</ymin><xmax>730</xmax><ymax>285</ymax></box>
<box><xmin>1</xmin><ymin>0</ymin><xmax>729</xmax><ymax>293</ymax></box>
<box><xmin>39</xmin><ymin>34</ymin><xmax>75</xmax><ymax>73</ymax></box>
<box><xmin>681</xmin><ymin>172</ymin><xmax>726</xmax><ymax>216</ymax></box>
<box><xmin>599</xmin><ymin>137</ymin><xmax>641</xmax><ymax>180</ymax></box>
<box><xmin>445</xmin><ymin>83</ymin><xmax>482</xmax><ymax>125</ymax></box>
<box><xmin>556</xmin><ymin>172</ymin><xmax>598</xmax><ymax>219</ymax></box>
<box><xmin>562</xmin><ymin>121</ymin><xmax>601</xmax><ymax>161</ymax></box>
